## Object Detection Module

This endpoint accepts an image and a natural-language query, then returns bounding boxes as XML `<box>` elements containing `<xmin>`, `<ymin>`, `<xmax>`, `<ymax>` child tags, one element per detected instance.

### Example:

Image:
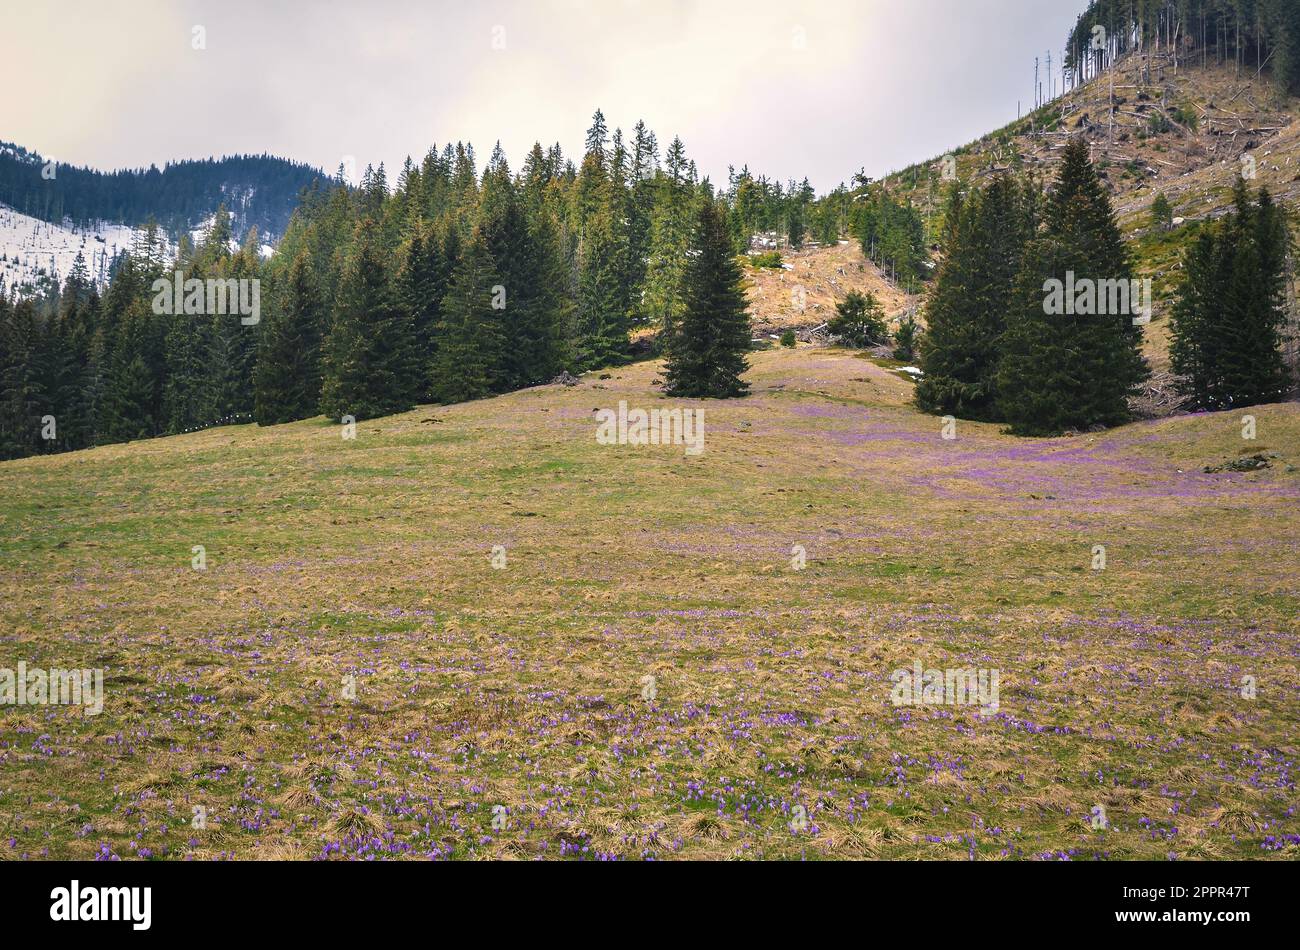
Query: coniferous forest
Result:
<box><xmin>0</xmin><ymin>144</ymin><xmax>325</xmax><ymax>239</ymax></box>
<box><xmin>0</xmin><ymin>114</ymin><xmax>828</xmax><ymax>460</ymax></box>
<box><xmin>1065</xmin><ymin>0</ymin><xmax>1300</xmax><ymax>93</ymax></box>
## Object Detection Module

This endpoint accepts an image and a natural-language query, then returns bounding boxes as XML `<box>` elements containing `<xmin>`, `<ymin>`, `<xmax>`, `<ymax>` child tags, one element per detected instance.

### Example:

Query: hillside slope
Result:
<box><xmin>744</xmin><ymin>241</ymin><xmax>918</xmax><ymax>340</ymax></box>
<box><xmin>894</xmin><ymin>53</ymin><xmax>1300</xmax><ymax>231</ymax></box>
<box><xmin>884</xmin><ymin>52</ymin><xmax>1300</xmax><ymax>376</ymax></box>
<box><xmin>0</xmin><ymin>204</ymin><xmax>148</xmax><ymax>292</ymax></box>
<box><xmin>2</xmin><ymin>347</ymin><xmax>1296</xmax><ymax>860</ymax></box>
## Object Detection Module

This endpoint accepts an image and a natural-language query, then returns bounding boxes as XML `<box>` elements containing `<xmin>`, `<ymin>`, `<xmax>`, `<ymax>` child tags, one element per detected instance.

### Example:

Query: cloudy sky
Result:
<box><xmin>4</xmin><ymin>0</ymin><xmax>1085</xmax><ymax>193</ymax></box>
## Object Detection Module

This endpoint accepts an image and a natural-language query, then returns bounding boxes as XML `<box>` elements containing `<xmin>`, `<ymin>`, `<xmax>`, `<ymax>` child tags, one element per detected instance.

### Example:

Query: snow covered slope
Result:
<box><xmin>0</xmin><ymin>203</ymin><xmax>155</xmax><ymax>294</ymax></box>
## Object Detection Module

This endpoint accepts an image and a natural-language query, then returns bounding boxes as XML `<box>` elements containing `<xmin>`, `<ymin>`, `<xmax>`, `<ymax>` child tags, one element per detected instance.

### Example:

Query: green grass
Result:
<box><xmin>0</xmin><ymin>348</ymin><xmax>1297</xmax><ymax>861</ymax></box>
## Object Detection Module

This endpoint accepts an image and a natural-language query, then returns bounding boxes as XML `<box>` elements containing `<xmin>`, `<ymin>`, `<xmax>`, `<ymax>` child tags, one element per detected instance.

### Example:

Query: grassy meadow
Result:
<box><xmin>1</xmin><ymin>346</ymin><xmax>1297</xmax><ymax>860</ymax></box>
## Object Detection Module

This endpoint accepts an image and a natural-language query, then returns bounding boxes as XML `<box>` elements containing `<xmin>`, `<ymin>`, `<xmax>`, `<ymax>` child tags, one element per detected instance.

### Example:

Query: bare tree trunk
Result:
<box><xmin>1287</xmin><ymin>252</ymin><xmax>1300</xmax><ymax>396</ymax></box>
<box><xmin>1172</xmin><ymin>6</ymin><xmax>1180</xmax><ymax>75</ymax></box>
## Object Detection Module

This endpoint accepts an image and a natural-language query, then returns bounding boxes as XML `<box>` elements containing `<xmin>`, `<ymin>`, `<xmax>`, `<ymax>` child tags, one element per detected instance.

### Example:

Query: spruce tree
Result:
<box><xmin>227</xmin><ymin>230</ymin><xmax>264</xmax><ymax>415</ymax></box>
<box><xmin>394</xmin><ymin>220</ymin><xmax>450</xmax><ymax>400</ymax></box>
<box><xmin>198</xmin><ymin>205</ymin><xmax>234</xmax><ymax>266</ymax></box>
<box><xmin>479</xmin><ymin>155</ymin><xmax>568</xmax><ymax>388</ymax></box>
<box><xmin>517</xmin><ymin>210</ymin><xmax>573</xmax><ymax>383</ymax></box>
<box><xmin>37</xmin><ymin>305</ymin><xmax>80</xmax><ymax>452</ymax></box>
<box><xmin>608</xmin><ymin>130</ymin><xmax>638</xmax><ymax>322</ymax></box>
<box><xmin>584</xmin><ymin>110</ymin><xmax>609</xmax><ymax>158</ymax></box>
<box><xmin>319</xmin><ymin>219</ymin><xmax>420</xmax><ymax>421</ymax></box>
<box><xmin>828</xmin><ymin>290</ymin><xmax>889</xmax><ymax>347</ymax></box>
<box><xmin>915</xmin><ymin>176</ymin><xmax>1036</xmax><ymax>420</ymax></box>
<box><xmin>0</xmin><ymin>297</ymin><xmax>43</xmax><ymax>459</ymax></box>
<box><xmin>1168</xmin><ymin>227</ymin><xmax>1222</xmax><ymax>408</ymax></box>
<box><xmin>644</xmin><ymin>143</ymin><xmax>694</xmax><ymax>339</ymax></box>
<box><xmin>104</xmin><ymin>300</ymin><xmax>161</xmax><ymax>443</ymax></box>
<box><xmin>161</xmin><ymin>263</ymin><xmax>210</xmax><ymax>434</ymax></box>
<box><xmin>893</xmin><ymin>312</ymin><xmax>920</xmax><ymax>362</ymax></box>
<box><xmin>202</xmin><ymin>307</ymin><xmax>243</xmax><ymax>423</ymax></box>
<box><xmin>1150</xmin><ymin>193</ymin><xmax>1174</xmax><ymax>232</ymax></box>
<box><xmin>60</xmin><ymin>290</ymin><xmax>100</xmax><ymax>449</ymax></box>
<box><xmin>254</xmin><ymin>250</ymin><xmax>324</xmax><ymax>425</ymax></box>
<box><xmin>997</xmin><ymin>139</ymin><xmax>1148</xmax><ymax>434</ymax></box>
<box><xmin>82</xmin><ymin>323</ymin><xmax>108</xmax><ymax>447</ymax></box>
<box><xmin>627</xmin><ymin>121</ymin><xmax>659</xmax><ymax>322</ymax></box>
<box><xmin>1170</xmin><ymin>179</ymin><xmax>1292</xmax><ymax>409</ymax></box>
<box><xmin>575</xmin><ymin>208</ymin><xmax>629</xmax><ymax>369</ymax></box>
<box><xmin>429</xmin><ymin>229</ymin><xmax>503</xmax><ymax>404</ymax></box>
<box><xmin>663</xmin><ymin>201</ymin><xmax>751</xmax><ymax>398</ymax></box>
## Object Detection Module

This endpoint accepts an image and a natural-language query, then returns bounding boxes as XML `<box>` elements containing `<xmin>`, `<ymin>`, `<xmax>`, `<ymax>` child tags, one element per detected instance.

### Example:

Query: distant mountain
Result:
<box><xmin>0</xmin><ymin>142</ymin><xmax>329</xmax><ymax>244</ymax></box>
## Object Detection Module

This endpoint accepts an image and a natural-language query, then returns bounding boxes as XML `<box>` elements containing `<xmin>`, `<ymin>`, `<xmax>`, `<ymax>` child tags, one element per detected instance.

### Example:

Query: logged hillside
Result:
<box><xmin>744</xmin><ymin>241</ymin><xmax>918</xmax><ymax>340</ymax></box>
<box><xmin>882</xmin><ymin>52</ymin><xmax>1300</xmax><ymax>374</ymax></box>
<box><xmin>1</xmin><ymin>347</ymin><xmax>1297</xmax><ymax>860</ymax></box>
<box><xmin>892</xmin><ymin>53</ymin><xmax>1300</xmax><ymax>234</ymax></box>
<box><xmin>947</xmin><ymin>57</ymin><xmax>1296</xmax><ymax>216</ymax></box>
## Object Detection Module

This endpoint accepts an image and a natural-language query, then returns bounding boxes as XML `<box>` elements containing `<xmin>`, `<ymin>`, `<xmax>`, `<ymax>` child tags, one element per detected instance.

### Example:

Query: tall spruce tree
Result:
<box><xmin>575</xmin><ymin>207</ymin><xmax>629</xmax><ymax>369</ymax></box>
<box><xmin>531</xmin><ymin>210</ymin><xmax>576</xmax><ymax>378</ymax></box>
<box><xmin>997</xmin><ymin>139</ymin><xmax>1148</xmax><ymax>435</ymax></box>
<box><xmin>643</xmin><ymin>138</ymin><xmax>694</xmax><ymax>339</ymax></box>
<box><xmin>478</xmin><ymin>153</ymin><xmax>570</xmax><ymax>388</ymax></box>
<box><xmin>161</xmin><ymin>293</ymin><xmax>209</xmax><ymax>433</ymax></box>
<box><xmin>627</xmin><ymin>121</ymin><xmax>659</xmax><ymax>323</ymax></box>
<box><xmin>37</xmin><ymin>302</ymin><xmax>81</xmax><ymax>452</ymax></box>
<box><xmin>104</xmin><ymin>299</ymin><xmax>162</xmax><ymax>443</ymax></box>
<box><xmin>663</xmin><ymin>201</ymin><xmax>751</xmax><ymax>398</ymax></box>
<box><xmin>60</xmin><ymin>284</ymin><xmax>100</xmax><ymax>450</ymax></box>
<box><xmin>254</xmin><ymin>250</ymin><xmax>324</xmax><ymax>425</ymax></box>
<box><xmin>607</xmin><ymin>130</ymin><xmax>639</xmax><ymax>325</ymax></box>
<box><xmin>916</xmin><ymin>176</ymin><xmax>1037</xmax><ymax>420</ymax></box>
<box><xmin>0</xmin><ymin>296</ymin><xmax>43</xmax><ymax>459</ymax></box>
<box><xmin>394</xmin><ymin>219</ymin><xmax>451</xmax><ymax>401</ymax></box>
<box><xmin>1170</xmin><ymin>179</ymin><xmax>1292</xmax><ymax>409</ymax></box>
<box><xmin>430</xmin><ymin>228</ymin><xmax>503</xmax><ymax>404</ymax></box>
<box><xmin>319</xmin><ymin>219</ymin><xmax>420</xmax><ymax>421</ymax></box>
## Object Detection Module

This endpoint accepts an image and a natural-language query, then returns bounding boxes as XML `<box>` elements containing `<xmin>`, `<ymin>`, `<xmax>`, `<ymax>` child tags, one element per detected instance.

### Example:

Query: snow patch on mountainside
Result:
<box><xmin>0</xmin><ymin>204</ymin><xmax>162</xmax><ymax>293</ymax></box>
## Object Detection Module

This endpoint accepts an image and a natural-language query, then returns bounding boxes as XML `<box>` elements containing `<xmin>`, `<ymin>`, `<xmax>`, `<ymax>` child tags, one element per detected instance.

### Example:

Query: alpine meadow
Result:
<box><xmin>0</xmin><ymin>0</ymin><xmax>1298</xmax><ymax>928</ymax></box>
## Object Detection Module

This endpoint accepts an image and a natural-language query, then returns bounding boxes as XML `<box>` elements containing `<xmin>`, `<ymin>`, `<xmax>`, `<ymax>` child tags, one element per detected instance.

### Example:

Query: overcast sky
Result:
<box><xmin>4</xmin><ymin>0</ymin><xmax>1086</xmax><ymax>194</ymax></box>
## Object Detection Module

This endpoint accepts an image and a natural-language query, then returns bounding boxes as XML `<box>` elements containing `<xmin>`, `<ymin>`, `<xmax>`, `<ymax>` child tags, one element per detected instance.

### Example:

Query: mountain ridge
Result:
<box><xmin>0</xmin><ymin>142</ymin><xmax>329</xmax><ymax>244</ymax></box>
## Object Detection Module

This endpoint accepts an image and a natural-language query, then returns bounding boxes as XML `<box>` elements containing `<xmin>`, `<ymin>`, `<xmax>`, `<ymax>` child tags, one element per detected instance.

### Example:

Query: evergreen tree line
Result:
<box><xmin>0</xmin><ymin>208</ymin><xmax>262</xmax><ymax>459</ymax></box>
<box><xmin>916</xmin><ymin>138</ymin><xmax>1294</xmax><ymax>435</ymax></box>
<box><xmin>1170</xmin><ymin>177</ymin><xmax>1295</xmax><ymax>408</ymax></box>
<box><xmin>728</xmin><ymin>169</ymin><xmax>823</xmax><ymax>248</ymax></box>
<box><xmin>0</xmin><ymin>144</ymin><xmax>327</xmax><ymax>240</ymax></box>
<box><xmin>1065</xmin><ymin>0</ymin><xmax>1300</xmax><ymax>95</ymax></box>
<box><xmin>850</xmin><ymin>187</ymin><xmax>929</xmax><ymax>290</ymax></box>
<box><xmin>1</xmin><ymin>113</ymin><xmax>785</xmax><ymax>460</ymax></box>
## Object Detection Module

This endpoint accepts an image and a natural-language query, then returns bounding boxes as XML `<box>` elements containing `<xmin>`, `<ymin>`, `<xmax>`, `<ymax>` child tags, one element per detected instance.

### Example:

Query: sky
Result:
<box><xmin>2</xmin><ymin>0</ymin><xmax>1087</xmax><ymax>195</ymax></box>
